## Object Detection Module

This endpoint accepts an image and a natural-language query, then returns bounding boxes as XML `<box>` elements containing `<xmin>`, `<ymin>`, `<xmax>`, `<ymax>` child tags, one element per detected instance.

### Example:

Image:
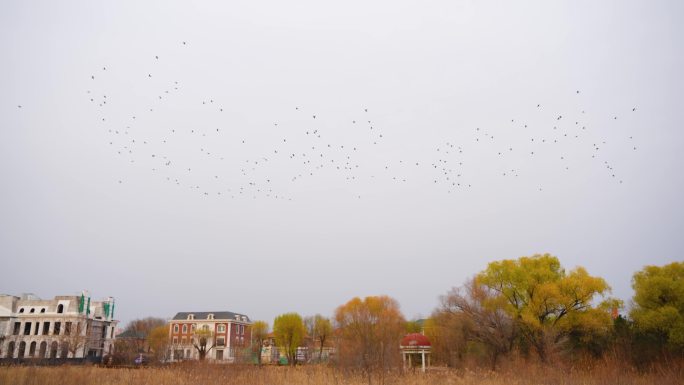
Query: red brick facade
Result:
<box><xmin>168</xmin><ymin>312</ymin><xmax>252</xmax><ymax>362</ymax></box>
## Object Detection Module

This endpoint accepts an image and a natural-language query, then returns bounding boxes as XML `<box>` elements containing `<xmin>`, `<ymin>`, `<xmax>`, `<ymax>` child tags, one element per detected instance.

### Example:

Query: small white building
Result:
<box><xmin>0</xmin><ymin>292</ymin><xmax>118</xmax><ymax>359</ymax></box>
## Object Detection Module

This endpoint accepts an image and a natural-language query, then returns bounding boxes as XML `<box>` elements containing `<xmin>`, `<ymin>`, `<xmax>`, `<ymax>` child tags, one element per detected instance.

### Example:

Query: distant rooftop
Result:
<box><xmin>117</xmin><ymin>329</ymin><xmax>147</xmax><ymax>339</ymax></box>
<box><xmin>172</xmin><ymin>311</ymin><xmax>250</xmax><ymax>322</ymax></box>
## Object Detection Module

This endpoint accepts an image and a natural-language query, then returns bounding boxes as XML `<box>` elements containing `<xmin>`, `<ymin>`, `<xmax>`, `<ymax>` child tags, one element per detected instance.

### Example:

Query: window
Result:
<box><xmin>40</xmin><ymin>308</ymin><xmax>46</xmax><ymax>313</ymax></box>
<box><xmin>217</xmin><ymin>324</ymin><xmax>225</xmax><ymax>333</ymax></box>
<box><xmin>173</xmin><ymin>349</ymin><xmax>183</xmax><ymax>359</ymax></box>
<box><xmin>57</xmin><ymin>304</ymin><xmax>64</xmax><ymax>313</ymax></box>
<box><xmin>54</xmin><ymin>322</ymin><xmax>61</xmax><ymax>335</ymax></box>
<box><xmin>202</xmin><ymin>325</ymin><xmax>209</xmax><ymax>332</ymax></box>
<box><xmin>181</xmin><ymin>337</ymin><xmax>187</xmax><ymax>345</ymax></box>
<box><xmin>23</xmin><ymin>322</ymin><xmax>31</xmax><ymax>335</ymax></box>
<box><xmin>207</xmin><ymin>314</ymin><xmax>214</xmax><ymax>320</ymax></box>
<box><xmin>19</xmin><ymin>308</ymin><xmax>24</xmax><ymax>313</ymax></box>
<box><xmin>34</xmin><ymin>322</ymin><xmax>39</xmax><ymax>335</ymax></box>
<box><xmin>216</xmin><ymin>350</ymin><xmax>223</xmax><ymax>360</ymax></box>
<box><xmin>182</xmin><ymin>324</ymin><xmax>187</xmax><ymax>333</ymax></box>
<box><xmin>65</xmin><ymin>322</ymin><xmax>72</xmax><ymax>335</ymax></box>
<box><xmin>191</xmin><ymin>324</ymin><xmax>196</xmax><ymax>332</ymax></box>
<box><xmin>173</xmin><ymin>324</ymin><xmax>179</xmax><ymax>333</ymax></box>
<box><xmin>13</xmin><ymin>322</ymin><xmax>20</xmax><ymax>335</ymax></box>
<box><xmin>187</xmin><ymin>314</ymin><xmax>194</xmax><ymax>320</ymax></box>
<box><xmin>29</xmin><ymin>308</ymin><xmax>35</xmax><ymax>313</ymax></box>
<box><xmin>42</xmin><ymin>322</ymin><xmax>50</xmax><ymax>335</ymax></box>
<box><xmin>172</xmin><ymin>337</ymin><xmax>178</xmax><ymax>345</ymax></box>
<box><xmin>216</xmin><ymin>337</ymin><xmax>225</xmax><ymax>346</ymax></box>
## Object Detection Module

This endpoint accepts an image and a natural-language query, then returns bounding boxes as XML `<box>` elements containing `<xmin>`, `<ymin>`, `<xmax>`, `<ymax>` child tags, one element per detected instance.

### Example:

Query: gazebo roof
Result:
<box><xmin>400</xmin><ymin>333</ymin><xmax>431</xmax><ymax>347</ymax></box>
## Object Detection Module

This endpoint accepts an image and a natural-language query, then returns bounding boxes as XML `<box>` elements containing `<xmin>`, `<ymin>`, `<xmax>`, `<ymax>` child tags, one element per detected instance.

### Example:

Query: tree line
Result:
<box><xmin>116</xmin><ymin>254</ymin><xmax>683</xmax><ymax>372</ymax></box>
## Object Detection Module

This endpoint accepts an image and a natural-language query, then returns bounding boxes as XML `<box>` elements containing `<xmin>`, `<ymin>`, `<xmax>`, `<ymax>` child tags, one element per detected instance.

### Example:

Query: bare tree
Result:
<box><xmin>192</xmin><ymin>326</ymin><xmax>215</xmax><ymax>360</ymax></box>
<box><xmin>436</xmin><ymin>278</ymin><xmax>517</xmax><ymax>369</ymax></box>
<box><xmin>59</xmin><ymin>320</ymin><xmax>90</xmax><ymax>358</ymax></box>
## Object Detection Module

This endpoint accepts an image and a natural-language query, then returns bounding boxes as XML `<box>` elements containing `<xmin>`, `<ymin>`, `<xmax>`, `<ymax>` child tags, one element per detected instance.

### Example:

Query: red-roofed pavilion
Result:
<box><xmin>400</xmin><ymin>333</ymin><xmax>431</xmax><ymax>372</ymax></box>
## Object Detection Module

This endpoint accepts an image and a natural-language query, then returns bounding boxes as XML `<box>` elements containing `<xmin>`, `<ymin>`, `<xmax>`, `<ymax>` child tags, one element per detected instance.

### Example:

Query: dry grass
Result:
<box><xmin>0</xmin><ymin>360</ymin><xmax>682</xmax><ymax>385</ymax></box>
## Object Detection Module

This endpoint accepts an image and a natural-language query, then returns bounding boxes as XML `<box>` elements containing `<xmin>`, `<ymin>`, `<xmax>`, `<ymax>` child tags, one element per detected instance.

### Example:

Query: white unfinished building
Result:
<box><xmin>0</xmin><ymin>293</ymin><xmax>118</xmax><ymax>359</ymax></box>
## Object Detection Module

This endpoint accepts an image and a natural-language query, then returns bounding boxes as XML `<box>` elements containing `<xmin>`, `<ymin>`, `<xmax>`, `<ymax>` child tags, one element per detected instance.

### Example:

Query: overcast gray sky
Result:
<box><xmin>1</xmin><ymin>0</ymin><xmax>682</xmax><ymax>328</ymax></box>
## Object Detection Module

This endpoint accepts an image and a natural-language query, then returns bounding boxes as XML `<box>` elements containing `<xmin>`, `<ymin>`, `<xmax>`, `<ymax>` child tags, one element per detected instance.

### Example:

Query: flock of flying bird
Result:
<box><xmin>68</xmin><ymin>41</ymin><xmax>640</xmax><ymax>201</ymax></box>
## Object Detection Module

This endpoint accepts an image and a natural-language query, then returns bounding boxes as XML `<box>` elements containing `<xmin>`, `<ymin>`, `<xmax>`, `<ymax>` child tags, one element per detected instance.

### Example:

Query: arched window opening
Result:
<box><xmin>49</xmin><ymin>341</ymin><xmax>58</xmax><ymax>358</ymax></box>
<box><xmin>39</xmin><ymin>341</ymin><xmax>47</xmax><ymax>358</ymax></box>
<box><xmin>17</xmin><ymin>341</ymin><xmax>26</xmax><ymax>358</ymax></box>
<box><xmin>57</xmin><ymin>304</ymin><xmax>64</xmax><ymax>314</ymax></box>
<box><xmin>29</xmin><ymin>308</ymin><xmax>35</xmax><ymax>313</ymax></box>
<box><xmin>29</xmin><ymin>341</ymin><xmax>36</xmax><ymax>357</ymax></box>
<box><xmin>6</xmin><ymin>342</ymin><xmax>15</xmax><ymax>358</ymax></box>
<box><xmin>60</xmin><ymin>342</ymin><xmax>69</xmax><ymax>358</ymax></box>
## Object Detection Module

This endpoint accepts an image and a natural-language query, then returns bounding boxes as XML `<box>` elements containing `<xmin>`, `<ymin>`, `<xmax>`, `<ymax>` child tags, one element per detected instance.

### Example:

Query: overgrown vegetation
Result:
<box><xmin>8</xmin><ymin>255</ymin><xmax>680</xmax><ymax>383</ymax></box>
<box><xmin>426</xmin><ymin>256</ymin><xmax>684</xmax><ymax>370</ymax></box>
<box><xmin>0</xmin><ymin>361</ymin><xmax>682</xmax><ymax>385</ymax></box>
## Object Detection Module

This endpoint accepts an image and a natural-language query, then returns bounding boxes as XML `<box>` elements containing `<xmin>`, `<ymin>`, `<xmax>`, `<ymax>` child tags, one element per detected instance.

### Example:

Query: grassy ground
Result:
<box><xmin>0</xmin><ymin>361</ymin><xmax>682</xmax><ymax>385</ymax></box>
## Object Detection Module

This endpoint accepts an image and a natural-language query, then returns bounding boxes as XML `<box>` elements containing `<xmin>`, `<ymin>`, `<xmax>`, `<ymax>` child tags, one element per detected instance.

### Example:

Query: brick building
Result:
<box><xmin>168</xmin><ymin>311</ymin><xmax>251</xmax><ymax>362</ymax></box>
<box><xmin>0</xmin><ymin>292</ymin><xmax>117</xmax><ymax>359</ymax></box>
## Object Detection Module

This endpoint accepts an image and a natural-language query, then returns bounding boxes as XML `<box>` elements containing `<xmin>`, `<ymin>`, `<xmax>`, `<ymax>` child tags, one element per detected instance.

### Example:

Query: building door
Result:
<box><xmin>216</xmin><ymin>350</ymin><xmax>223</xmax><ymax>360</ymax></box>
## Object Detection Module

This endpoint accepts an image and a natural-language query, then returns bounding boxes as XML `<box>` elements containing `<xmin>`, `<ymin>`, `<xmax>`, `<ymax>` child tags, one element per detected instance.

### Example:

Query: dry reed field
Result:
<box><xmin>1</xmin><ymin>361</ymin><xmax>682</xmax><ymax>385</ymax></box>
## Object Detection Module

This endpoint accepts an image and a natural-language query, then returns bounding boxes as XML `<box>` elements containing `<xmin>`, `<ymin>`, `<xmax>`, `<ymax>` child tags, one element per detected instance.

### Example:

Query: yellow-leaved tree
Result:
<box><xmin>273</xmin><ymin>313</ymin><xmax>306</xmax><ymax>366</ymax></box>
<box><xmin>476</xmin><ymin>253</ymin><xmax>615</xmax><ymax>362</ymax></box>
<box><xmin>630</xmin><ymin>262</ymin><xmax>684</xmax><ymax>351</ymax></box>
<box><xmin>334</xmin><ymin>295</ymin><xmax>406</xmax><ymax>381</ymax></box>
<box><xmin>147</xmin><ymin>325</ymin><xmax>170</xmax><ymax>362</ymax></box>
<box><xmin>250</xmin><ymin>320</ymin><xmax>269</xmax><ymax>366</ymax></box>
